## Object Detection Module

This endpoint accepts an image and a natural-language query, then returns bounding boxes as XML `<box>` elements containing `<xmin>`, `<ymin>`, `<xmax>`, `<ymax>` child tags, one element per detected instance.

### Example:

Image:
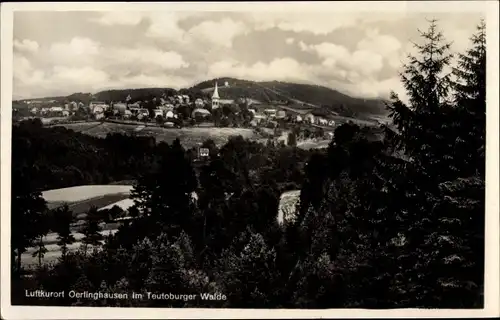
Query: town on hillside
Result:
<box><xmin>12</xmin><ymin>80</ymin><xmax>383</xmax><ymax>151</ymax></box>
<box><xmin>14</xmin><ymin>82</ymin><xmax>342</xmax><ymax>128</ymax></box>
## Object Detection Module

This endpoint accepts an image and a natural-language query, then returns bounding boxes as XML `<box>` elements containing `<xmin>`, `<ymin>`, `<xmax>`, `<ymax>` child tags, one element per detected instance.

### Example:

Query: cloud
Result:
<box><xmin>208</xmin><ymin>57</ymin><xmax>308</xmax><ymax>82</ymax></box>
<box><xmin>145</xmin><ymin>15</ymin><xmax>248</xmax><ymax>49</ymax></box>
<box><xmin>90</xmin><ymin>11</ymin><xmax>144</xmax><ymax>25</ymax></box>
<box><xmin>13</xmin><ymin>56</ymin><xmax>44</xmax><ymax>85</ymax></box>
<box><xmin>145</xmin><ymin>12</ymin><xmax>187</xmax><ymax>42</ymax></box>
<box><xmin>249</xmin><ymin>12</ymin><xmax>407</xmax><ymax>35</ymax></box>
<box><xmin>14</xmin><ymin>39</ymin><xmax>39</xmax><ymax>53</ymax></box>
<box><xmin>300</xmin><ymin>41</ymin><xmax>384</xmax><ymax>77</ymax></box>
<box><xmin>108</xmin><ymin>47</ymin><xmax>189</xmax><ymax>70</ymax></box>
<box><xmin>51</xmin><ymin>66</ymin><xmax>110</xmax><ymax>88</ymax></box>
<box><xmin>48</xmin><ymin>37</ymin><xmax>101</xmax><ymax>66</ymax></box>
<box><xmin>187</xmin><ymin>18</ymin><xmax>248</xmax><ymax>48</ymax></box>
<box><xmin>357</xmin><ymin>29</ymin><xmax>402</xmax><ymax>57</ymax></box>
<box><xmin>13</xmin><ymin>11</ymin><xmax>483</xmax><ymax>101</ymax></box>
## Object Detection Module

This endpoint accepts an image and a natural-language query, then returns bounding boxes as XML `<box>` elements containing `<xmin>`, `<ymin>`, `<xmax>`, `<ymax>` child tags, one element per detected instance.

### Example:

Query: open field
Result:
<box><xmin>44</xmin><ymin>185</ymin><xmax>133</xmax><ymax>215</ymax></box>
<box><xmin>297</xmin><ymin>139</ymin><xmax>331</xmax><ymax>150</ymax></box>
<box><xmin>55</xmin><ymin>122</ymin><xmax>258</xmax><ymax>148</ymax></box>
<box><xmin>42</xmin><ymin>185</ymin><xmax>133</xmax><ymax>203</ymax></box>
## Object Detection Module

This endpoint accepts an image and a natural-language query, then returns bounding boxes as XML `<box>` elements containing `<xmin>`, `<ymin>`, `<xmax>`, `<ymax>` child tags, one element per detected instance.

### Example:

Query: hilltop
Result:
<box><xmin>16</xmin><ymin>77</ymin><xmax>390</xmax><ymax>118</ymax></box>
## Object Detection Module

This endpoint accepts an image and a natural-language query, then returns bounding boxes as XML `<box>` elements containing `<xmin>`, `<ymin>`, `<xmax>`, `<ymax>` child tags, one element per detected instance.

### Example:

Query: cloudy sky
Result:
<box><xmin>13</xmin><ymin>9</ymin><xmax>484</xmax><ymax>100</ymax></box>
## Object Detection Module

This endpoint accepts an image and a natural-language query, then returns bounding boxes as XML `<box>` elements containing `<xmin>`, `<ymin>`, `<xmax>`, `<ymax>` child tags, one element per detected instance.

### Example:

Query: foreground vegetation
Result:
<box><xmin>11</xmin><ymin>20</ymin><xmax>485</xmax><ymax>308</ymax></box>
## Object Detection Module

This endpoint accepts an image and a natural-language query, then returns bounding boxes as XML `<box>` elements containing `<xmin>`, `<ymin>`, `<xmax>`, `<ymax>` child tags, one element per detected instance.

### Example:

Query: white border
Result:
<box><xmin>1</xmin><ymin>2</ymin><xmax>499</xmax><ymax>319</ymax></box>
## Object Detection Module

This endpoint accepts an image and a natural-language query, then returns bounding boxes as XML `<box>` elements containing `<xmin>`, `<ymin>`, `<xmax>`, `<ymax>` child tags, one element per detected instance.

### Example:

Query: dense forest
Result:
<box><xmin>11</xmin><ymin>20</ymin><xmax>486</xmax><ymax>308</ymax></box>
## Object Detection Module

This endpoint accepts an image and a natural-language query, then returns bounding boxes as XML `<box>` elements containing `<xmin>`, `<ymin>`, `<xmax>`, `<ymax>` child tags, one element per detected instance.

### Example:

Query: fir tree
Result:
<box><xmin>53</xmin><ymin>205</ymin><xmax>76</xmax><ymax>258</ymax></box>
<box><xmin>131</xmin><ymin>138</ymin><xmax>198</xmax><ymax>240</ymax></box>
<box><xmin>81</xmin><ymin>206</ymin><xmax>103</xmax><ymax>255</ymax></box>
<box><xmin>385</xmin><ymin>19</ymin><xmax>486</xmax><ymax>307</ymax></box>
<box><xmin>387</xmin><ymin>18</ymin><xmax>456</xmax><ymax>182</ymax></box>
<box><xmin>31</xmin><ymin>212</ymin><xmax>51</xmax><ymax>267</ymax></box>
<box><xmin>11</xmin><ymin>165</ymin><xmax>47</xmax><ymax>275</ymax></box>
<box><xmin>452</xmin><ymin>19</ymin><xmax>486</xmax><ymax>177</ymax></box>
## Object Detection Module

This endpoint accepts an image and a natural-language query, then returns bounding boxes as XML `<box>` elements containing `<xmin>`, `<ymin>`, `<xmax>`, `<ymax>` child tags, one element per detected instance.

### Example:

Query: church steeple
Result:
<box><xmin>212</xmin><ymin>82</ymin><xmax>220</xmax><ymax>99</ymax></box>
<box><xmin>211</xmin><ymin>82</ymin><xmax>220</xmax><ymax>109</ymax></box>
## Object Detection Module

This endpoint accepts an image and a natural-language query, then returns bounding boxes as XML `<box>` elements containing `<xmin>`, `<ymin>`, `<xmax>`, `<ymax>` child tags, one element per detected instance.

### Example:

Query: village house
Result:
<box><xmin>137</xmin><ymin>109</ymin><xmax>149</xmax><ymax>120</ymax></box>
<box><xmin>304</xmin><ymin>112</ymin><xmax>315</xmax><ymax>124</ymax></box>
<box><xmin>153</xmin><ymin>109</ymin><xmax>163</xmax><ymax>118</ymax></box>
<box><xmin>317</xmin><ymin>117</ymin><xmax>328</xmax><ymax>126</ymax></box>
<box><xmin>264</xmin><ymin>109</ymin><xmax>277</xmax><ymax>119</ymax></box>
<box><xmin>276</xmin><ymin>110</ymin><xmax>287</xmax><ymax>119</ymax></box>
<box><xmin>128</xmin><ymin>102</ymin><xmax>140</xmax><ymax>109</ymax></box>
<box><xmin>192</xmin><ymin>108</ymin><xmax>211</xmax><ymax>118</ymax></box>
<box><xmin>92</xmin><ymin>106</ymin><xmax>105</xmax><ymax>115</ymax></box>
<box><xmin>49</xmin><ymin>106</ymin><xmax>64</xmax><ymax>113</ymax></box>
<box><xmin>123</xmin><ymin>110</ymin><xmax>132</xmax><ymax>119</ymax></box>
<box><xmin>90</xmin><ymin>101</ymin><xmax>110</xmax><ymax>113</ymax></box>
<box><xmin>165</xmin><ymin>110</ymin><xmax>175</xmax><ymax>119</ymax></box>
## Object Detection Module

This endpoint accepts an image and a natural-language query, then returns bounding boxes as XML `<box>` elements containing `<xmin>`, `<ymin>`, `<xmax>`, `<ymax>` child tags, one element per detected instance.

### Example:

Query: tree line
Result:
<box><xmin>11</xmin><ymin>20</ymin><xmax>486</xmax><ymax>308</ymax></box>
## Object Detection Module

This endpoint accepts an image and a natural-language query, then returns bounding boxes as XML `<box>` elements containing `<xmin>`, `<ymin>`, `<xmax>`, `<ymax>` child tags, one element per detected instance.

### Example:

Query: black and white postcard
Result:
<box><xmin>1</xmin><ymin>1</ymin><xmax>499</xmax><ymax>319</ymax></box>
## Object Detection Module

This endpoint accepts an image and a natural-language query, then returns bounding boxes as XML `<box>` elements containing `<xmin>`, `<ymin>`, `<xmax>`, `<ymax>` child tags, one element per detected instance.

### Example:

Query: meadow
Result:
<box><xmin>55</xmin><ymin>122</ymin><xmax>258</xmax><ymax>148</ymax></box>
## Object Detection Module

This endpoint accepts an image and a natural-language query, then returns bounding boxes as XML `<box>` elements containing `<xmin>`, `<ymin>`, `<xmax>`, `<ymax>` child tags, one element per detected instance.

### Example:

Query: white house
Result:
<box><xmin>62</xmin><ymin>110</ymin><xmax>70</xmax><ymax>117</ymax></box>
<box><xmin>137</xmin><ymin>109</ymin><xmax>149</xmax><ymax>120</ymax></box>
<box><xmin>95</xmin><ymin>113</ymin><xmax>105</xmax><ymax>120</ymax></box>
<box><xmin>304</xmin><ymin>113</ymin><xmax>315</xmax><ymax>123</ymax></box>
<box><xmin>264</xmin><ymin>109</ymin><xmax>277</xmax><ymax>118</ymax></box>
<box><xmin>318</xmin><ymin>118</ymin><xmax>328</xmax><ymax>126</ymax></box>
<box><xmin>165</xmin><ymin>110</ymin><xmax>175</xmax><ymax>119</ymax></box>
<box><xmin>123</xmin><ymin>110</ymin><xmax>132</xmax><ymax>119</ymax></box>
<box><xmin>50</xmin><ymin>106</ymin><xmax>64</xmax><ymax>113</ymax></box>
<box><xmin>93</xmin><ymin>106</ymin><xmax>104</xmax><ymax>114</ymax></box>
<box><xmin>153</xmin><ymin>109</ymin><xmax>163</xmax><ymax>118</ymax></box>
<box><xmin>276</xmin><ymin>110</ymin><xmax>287</xmax><ymax>119</ymax></box>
